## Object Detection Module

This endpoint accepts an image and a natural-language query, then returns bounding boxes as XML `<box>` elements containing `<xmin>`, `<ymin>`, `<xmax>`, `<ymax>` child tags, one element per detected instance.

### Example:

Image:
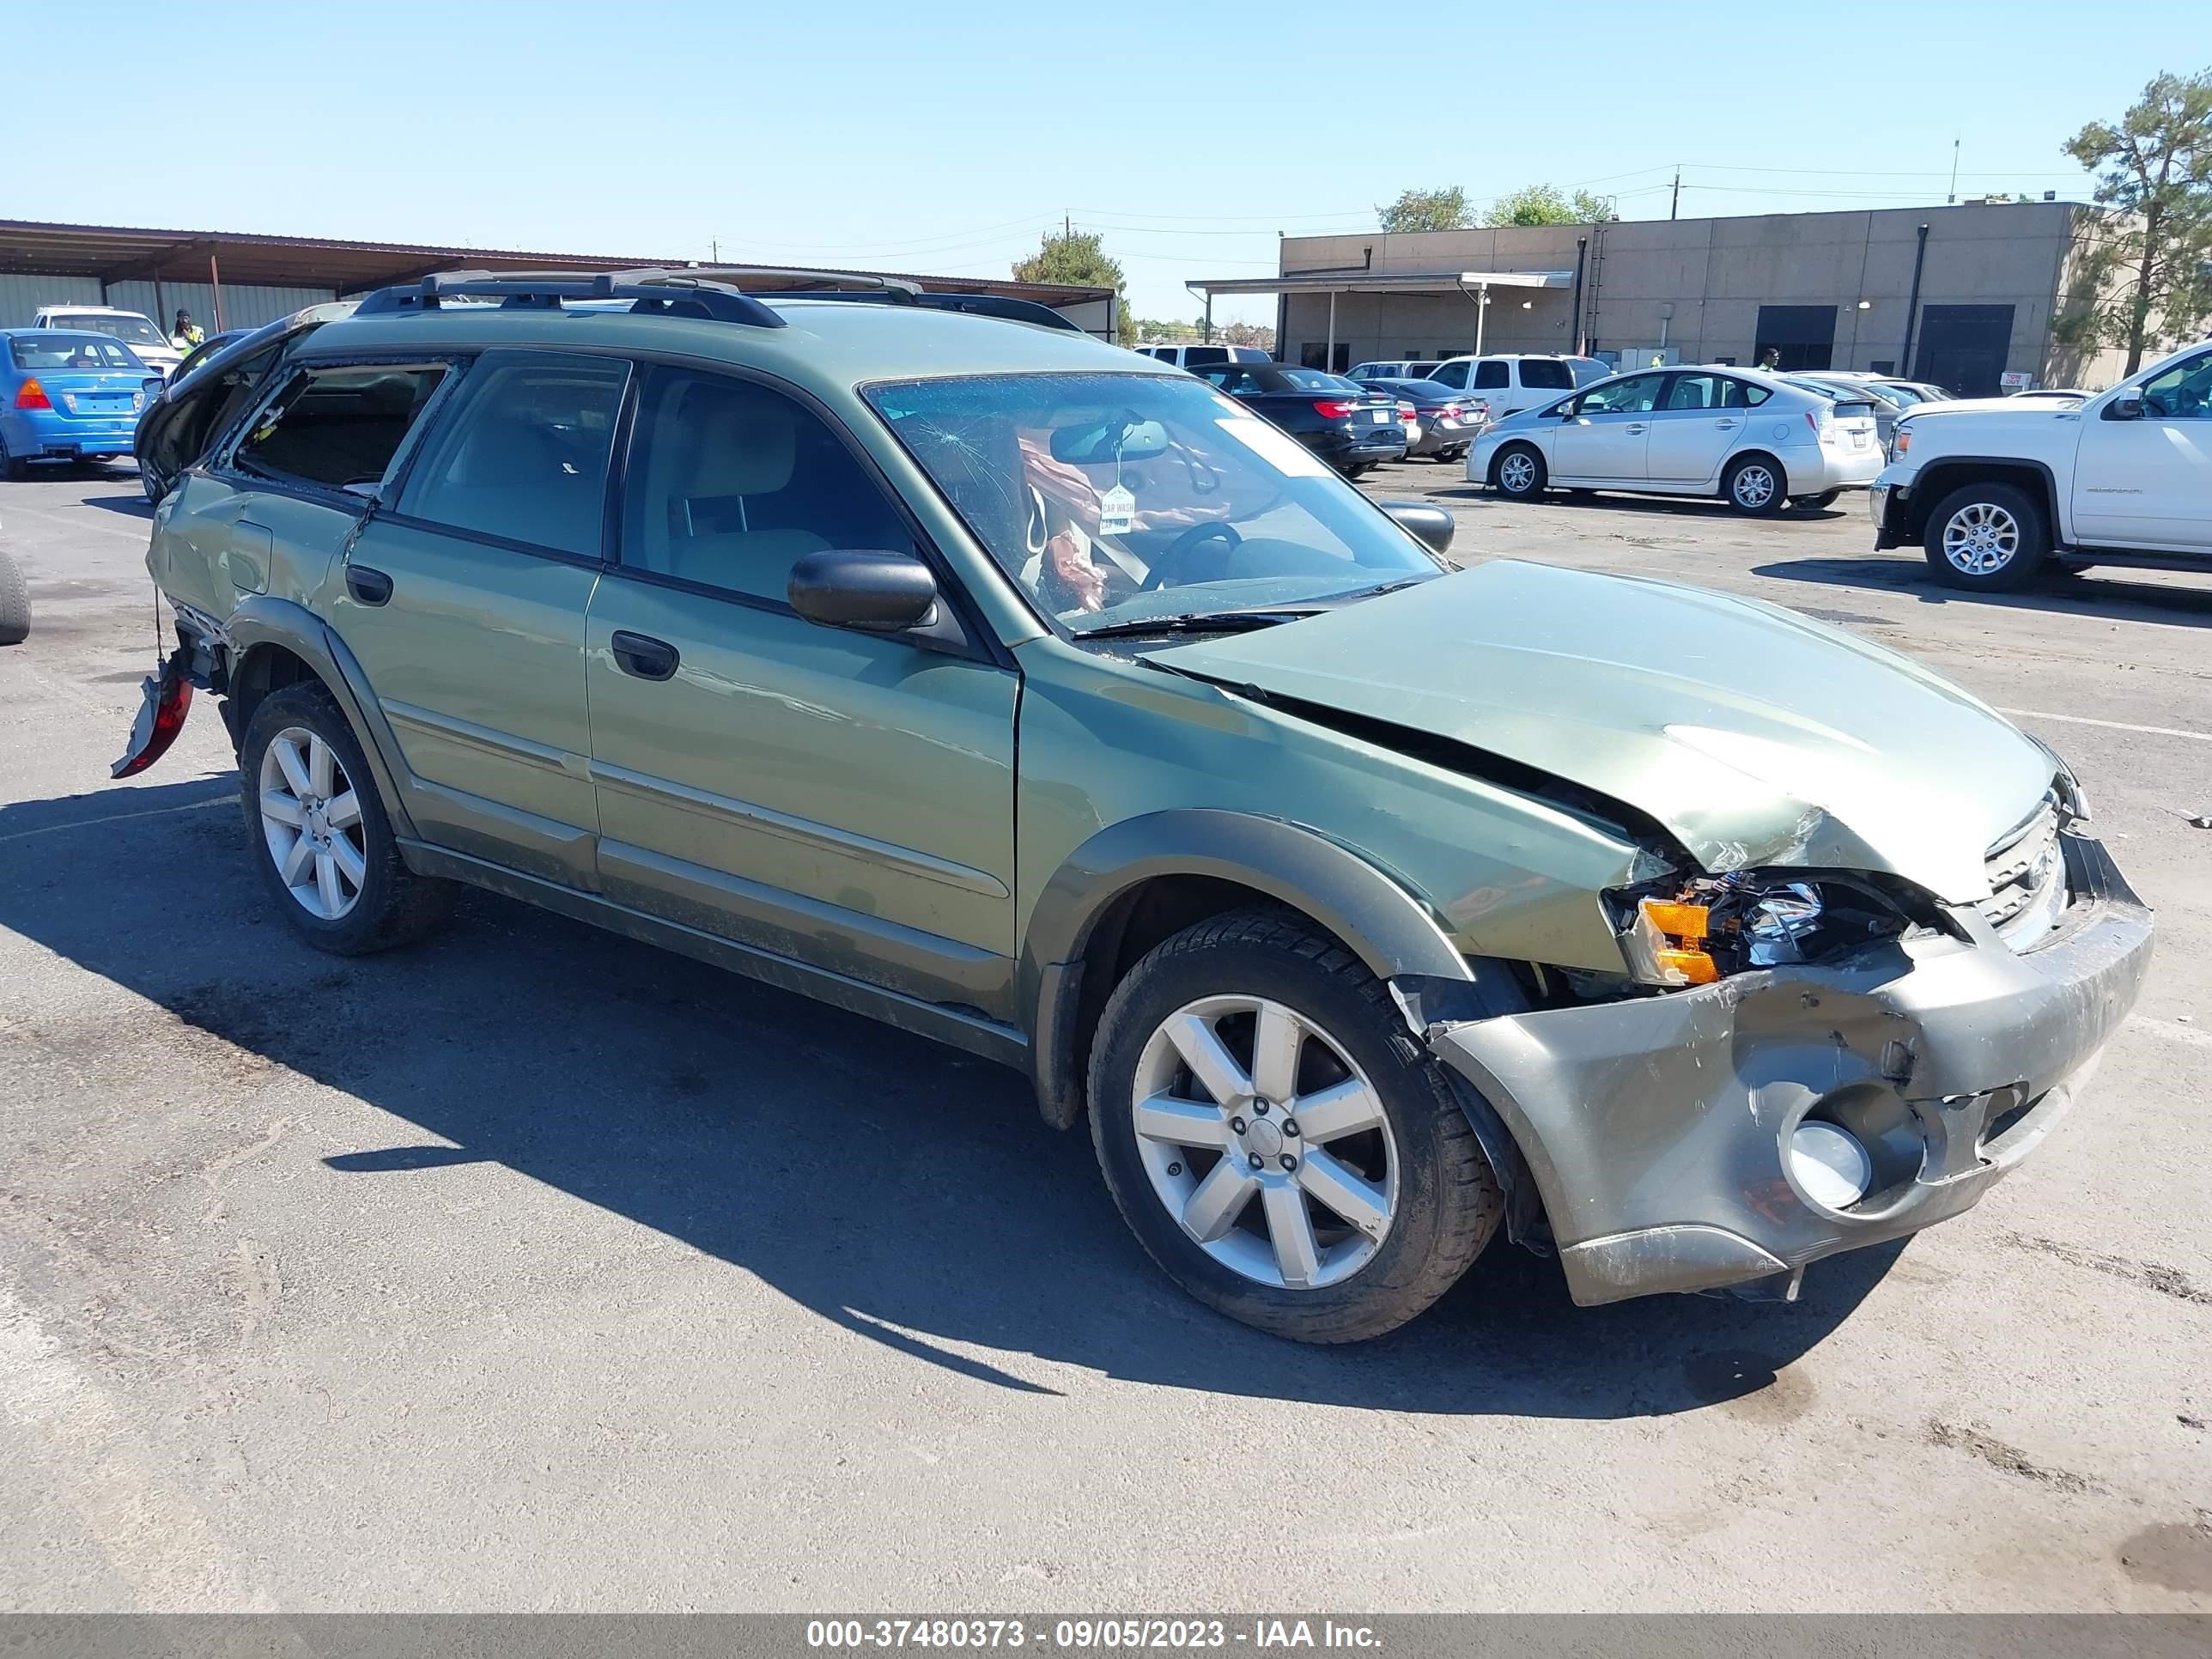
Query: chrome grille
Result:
<box><xmin>1978</xmin><ymin>794</ymin><xmax>2066</xmax><ymax>950</ymax></box>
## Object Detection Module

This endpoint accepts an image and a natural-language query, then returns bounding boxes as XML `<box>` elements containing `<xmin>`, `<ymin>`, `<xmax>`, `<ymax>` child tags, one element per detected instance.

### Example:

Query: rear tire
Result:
<box><xmin>1088</xmin><ymin>909</ymin><xmax>1504</xmax><ymax>1343</ymax></box>
<box><xmin>2</xmin><ymin>443</ymin><xmax>27</xmax><ymax>483</ymax></box>
<box><xmin>1723</xmin><ymin>454</ymin><xmax>1784</xmax><ymax>515</ymax></box>
<box><xmin>237</xmin><ymin>682</ymin><xmax>455</xmax><ymax>955</ymax></box>
<box><xmin>0</xmin><ymin>550</ymin><xmax>28</xmax><ymax>646</ymax></box>
<box><xmin>1922</xmin><ymin>481</ymin><xmax>2049</xmax><ymax>591</ymax></box>
<box><xmin>1492</xmin><ymin>443</ymin><xmax>1547</xmax><ymax>500</ymax></box>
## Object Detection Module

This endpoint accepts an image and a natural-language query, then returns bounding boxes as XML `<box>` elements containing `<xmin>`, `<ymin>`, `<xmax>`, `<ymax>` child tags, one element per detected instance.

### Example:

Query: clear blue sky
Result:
<box><xmin>21</xmin><ymin>2</ymin><xmax>2209</xmax><ymax>325</ymax></box>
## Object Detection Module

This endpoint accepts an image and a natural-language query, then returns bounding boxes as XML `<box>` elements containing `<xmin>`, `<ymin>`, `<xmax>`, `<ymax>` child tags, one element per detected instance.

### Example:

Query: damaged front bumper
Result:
<box><xmin>1425</xmin><ymin>832</ymin><xmax>2153</xmax><ymax>1305</ymax></box>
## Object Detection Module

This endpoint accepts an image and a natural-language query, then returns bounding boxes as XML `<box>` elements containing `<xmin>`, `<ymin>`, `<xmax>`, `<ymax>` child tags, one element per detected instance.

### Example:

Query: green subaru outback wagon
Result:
<box><xmin>121</xmin><ymin>269</ymin><xmax>2152</xmax><ymax>1341</ymax></box>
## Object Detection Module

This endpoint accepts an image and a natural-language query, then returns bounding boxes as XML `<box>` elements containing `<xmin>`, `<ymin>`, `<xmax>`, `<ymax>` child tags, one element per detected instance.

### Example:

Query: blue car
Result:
<box><xmin>2</xmin><ymin>329</ymin><xmax>159</xmax><ymax>480</ymax></box>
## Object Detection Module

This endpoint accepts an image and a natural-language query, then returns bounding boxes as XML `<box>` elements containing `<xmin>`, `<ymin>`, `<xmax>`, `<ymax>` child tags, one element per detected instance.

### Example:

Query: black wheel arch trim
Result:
<box><xmin>223</xmin><ymin>596</ymin><xmax>418</xmax><ymax>842</ymax></box>
<box><xmin>1018</xmin><ymin>809</ymin><xmax>1475</xmax><ymax>1129</ymax></box>
<box><xmin>1905</xmin><ymin>455</ymin><xmax>2063</xmax><ymax>541</ymax></box>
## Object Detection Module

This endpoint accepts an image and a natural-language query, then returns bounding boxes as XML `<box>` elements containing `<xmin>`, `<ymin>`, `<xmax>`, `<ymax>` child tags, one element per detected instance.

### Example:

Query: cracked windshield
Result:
<box><xmin>866</xmin><ymin>372</ymin><xmax>1441</xmax><ymax>635</ymax></box>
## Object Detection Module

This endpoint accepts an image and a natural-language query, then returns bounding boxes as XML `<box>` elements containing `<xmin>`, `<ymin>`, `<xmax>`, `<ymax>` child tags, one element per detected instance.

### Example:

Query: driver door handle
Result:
<box><xmin>611</xmin><ymin>630</ymin><xmax>680</xmax><ymax>682</ymax></box>
<box><xmin>1624</xmin><ymin>423</ymin><xmax>1648</xmax><ymax>434</ymax></box>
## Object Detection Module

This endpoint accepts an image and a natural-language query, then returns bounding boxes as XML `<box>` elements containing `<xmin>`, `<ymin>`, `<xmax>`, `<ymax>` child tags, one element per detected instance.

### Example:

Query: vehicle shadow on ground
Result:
<box><xmin>77</xmin><ymin>489</ymin><xmax>153</xmax><ymax>520</ymax></box>
<box><xmin>1752</xmin><ymin>553</ymin><xmax>2212</xmax><ymax>626</ymax></box>
<box><xmin>0</xmin><ymin>774</ymin><xmax>1900</xmax><ymax>1420</ymax></box>
<box><xmin>1408</xmin><ymin>483</ymin><xmax>1848</xmax><ymax>524</ymax></box>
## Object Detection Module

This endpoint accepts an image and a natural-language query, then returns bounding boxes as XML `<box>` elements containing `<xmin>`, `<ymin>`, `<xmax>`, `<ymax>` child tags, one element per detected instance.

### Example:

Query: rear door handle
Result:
<box><xmin>611</xmin><ymin>630</ymin><xmax>680</xmax><ymax>682</ymax></box>
<box><xmin>345</xmin><ymin>565</ymin><xmax>392</xmax><ymax>606</ymax></box>
<box><xmin>1714</xmin><ymin>419</ymin><xmax>1738</xmax><ymax>428</ymax></box>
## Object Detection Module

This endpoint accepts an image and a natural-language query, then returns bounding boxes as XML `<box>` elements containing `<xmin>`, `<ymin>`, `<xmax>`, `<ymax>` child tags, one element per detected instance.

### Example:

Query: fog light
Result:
<box><xmin>1790</xmin><ymin>1121</ymin><xmax>1873</xmax><ymax>1209</ymax></box>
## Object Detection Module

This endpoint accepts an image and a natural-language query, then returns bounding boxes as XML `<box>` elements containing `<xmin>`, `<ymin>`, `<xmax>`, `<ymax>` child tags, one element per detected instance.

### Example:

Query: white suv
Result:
<box><xmin>1133</xmin><ymin>343</ymin><xmax>1271</xmax><ymax>368</ymax></box>
<box><xmin>1425</xmin><ymin>355</ymin><xmax>1582</xmax><ymax>416</ymax></box>
<box><xmin>29</xmin><ymin>305</ymin><xmax>183</xmax><ymax>377</ymax></box>
<box><xmin>1872</xmin><ymin>339</ymin><xmax>2212</xmax><ymax>588</ymax></box>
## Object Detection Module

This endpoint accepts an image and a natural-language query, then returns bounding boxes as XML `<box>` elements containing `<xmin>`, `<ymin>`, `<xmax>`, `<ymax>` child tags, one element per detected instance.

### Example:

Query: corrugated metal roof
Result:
<box><xmin>0</xmin><ymin>219</ymin><xmax>1111</xmax><ymax>307</ymax></box>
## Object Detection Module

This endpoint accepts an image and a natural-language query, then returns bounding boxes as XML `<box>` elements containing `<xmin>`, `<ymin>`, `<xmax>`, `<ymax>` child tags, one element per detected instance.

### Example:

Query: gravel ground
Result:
<box><xmin>0</xmin><ymin>459</ymin><xmax>2206</xmax><ymax>1613</ymax></box>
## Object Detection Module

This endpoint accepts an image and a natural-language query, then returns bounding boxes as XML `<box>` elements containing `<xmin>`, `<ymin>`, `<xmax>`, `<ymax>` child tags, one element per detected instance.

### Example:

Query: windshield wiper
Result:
<box><xmin>1073</xmin><ymin>607</ymin><xmax>1319</xmax><ymax>641</ymax></box>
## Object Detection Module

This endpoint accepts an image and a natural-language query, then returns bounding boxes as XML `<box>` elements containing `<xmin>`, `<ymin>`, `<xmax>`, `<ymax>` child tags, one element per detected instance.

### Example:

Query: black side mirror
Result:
<box><xmin>1378</xmin><ymin>501</ymin><xmax>1455</xmax><ymax>556</ymax></box>
<box><xmin>788</xmin><ymin>549</ymin><xmax>939</xmax><ymax>634</ymax></box>
<box><xmin>2105</xmin><ymin>391</ymin><xmax>2145</xmax><ymax>422</ymax></box>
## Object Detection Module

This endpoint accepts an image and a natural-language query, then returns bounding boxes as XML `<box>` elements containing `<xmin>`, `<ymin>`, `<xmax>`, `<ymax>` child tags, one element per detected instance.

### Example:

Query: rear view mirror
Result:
<box><xmin>1049</xmin><ymin>417</ymin><xmax>1170</xmax><ymax>466</ymax></box>
<box><xmin>788</xmin><ymin>549</ymin><xmax>939</xmax><ymax>634</ymax></box>
<box><xmin>1379</xmin><ymin>501</ymin><xmax>1455</xmax><ymax>556</ymax></box>
<box><xmin>2105</xmin><ymin>391</ymin><xmax>2144</xmax><ymax>422</ymax></box>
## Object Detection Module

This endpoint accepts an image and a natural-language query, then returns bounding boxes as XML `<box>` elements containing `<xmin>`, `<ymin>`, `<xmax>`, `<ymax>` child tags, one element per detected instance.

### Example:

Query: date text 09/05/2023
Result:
<box><xmin>805</xmin><ymin>1619</ymin><xmax>1382</xmax><ymax>1650</ymax></box>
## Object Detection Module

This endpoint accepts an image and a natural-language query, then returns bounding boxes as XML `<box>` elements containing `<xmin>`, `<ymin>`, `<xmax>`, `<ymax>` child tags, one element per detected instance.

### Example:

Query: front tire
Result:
<box><xmin>237</xmin><ymin>682</ymin><xmax>454</xmax><ymax>955</ymax></box>
<box><xmin>1088</xmin><ymin>910</ymin><xmax>1504</xmax><ymax>1343</ymax></box>
<box><xmin>1923</xmin><ymin>481</ymin><xmax>2049</xmax><ymax>590</ymax></box>
<box><xmin>1790</xmin><ymin>488</ymin><xmax>1844</xmax><ymax>510</ymax></box>
<box><xmin>1492</xmin><ymin>443</ymin><xmax>1547</xmax><ymax>500</ymax></box>
<box><xmin>1723</xmin><ymin>454</ymin><xmax>1784</xmax><ymax>515</ymax></box>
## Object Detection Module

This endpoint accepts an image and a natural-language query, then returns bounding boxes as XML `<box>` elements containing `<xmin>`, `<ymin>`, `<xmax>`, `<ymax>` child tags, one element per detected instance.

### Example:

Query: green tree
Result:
<box><xmin>1377</xmin><ymin>186</ymin><xmax>1472</xmax><ymax>233</ymax></box>
<box><xmin>2059</xmin><ymin>67</ymin><xmax>2212</xmax><ymax>373</ymax></box>
<box><xmin>1013</xmin><ymin>229</ymin><xmax>1135</xmax><ymax>344</ymax></box>
<box><xmin>1483</xmin><ymin>184</ymin><xmax>1619</xmax><ymax>227</ymax></box>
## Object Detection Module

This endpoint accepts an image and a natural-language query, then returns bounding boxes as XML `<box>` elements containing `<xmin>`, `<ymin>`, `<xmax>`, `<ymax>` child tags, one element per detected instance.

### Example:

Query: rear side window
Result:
<box><xmin>1518</xmin><ymin>360</ymin><xmax>1574</xmax><ymax>390</ymax></box>
<box><xmin>9</xmin><ymin>335</ymin><xmax>138</xmax><ymax>371</ymax></box>
<box><xmin>396</xmin><ymin>351</ymin><xmax>629</xmax><ymax>557</ymax></box>
<box><xmin>620</xmin><ymin>367</ymin><xmax>917</xmax><ymax>605</ymax></box>
<box><xmin>1182</xmin><ymin>346</ymin><xmax>1229</xmax><ymax>366</ymax></box>
<box><xmin>234</xmin><ymin>363</ymin><xmax>447</xmax><ymax>493</ymax></box>
<box><xmin>1472</xmin><ymin>362</ymin><xmax>1510</xmax><ymax>390</ymax></box>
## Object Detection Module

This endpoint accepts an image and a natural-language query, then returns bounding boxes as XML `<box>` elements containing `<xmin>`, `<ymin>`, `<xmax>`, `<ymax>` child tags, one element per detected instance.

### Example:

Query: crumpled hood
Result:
<box><xmin>1153</xmin><ymin>560</ymin><xmax>2056</xmax><ymax>902</ymax></box>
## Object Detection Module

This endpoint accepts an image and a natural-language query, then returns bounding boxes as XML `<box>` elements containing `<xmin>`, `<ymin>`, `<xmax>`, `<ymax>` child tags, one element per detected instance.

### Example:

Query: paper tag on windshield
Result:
<box><xmin>1097</xmin><ymin>483</ymin><xmax>1136</xmax><ymax>536</ymax></box>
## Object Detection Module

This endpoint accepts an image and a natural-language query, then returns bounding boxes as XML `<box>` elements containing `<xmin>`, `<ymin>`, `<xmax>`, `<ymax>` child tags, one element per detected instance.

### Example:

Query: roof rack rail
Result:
<box><xmin>350</xmin><ymin>264</ymin><xmax>1089</xmax><ymax>335</ymax></box>
<box><xmin>354</xmin><ymin>268</ymin><xmax>787</xmax><ymax>328</ymax></box>
<box><xmin>775</xmin><ymin>289</ymin><xmax>1086</xmax><ymax>334</ymax></box>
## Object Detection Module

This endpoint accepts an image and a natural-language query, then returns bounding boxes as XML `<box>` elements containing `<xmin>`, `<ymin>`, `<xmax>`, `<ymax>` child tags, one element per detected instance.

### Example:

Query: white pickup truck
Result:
<box><xmin>1871</xmin><ymin>338</ymin><xmax>2212</xmax><ymax>589</ymax></box>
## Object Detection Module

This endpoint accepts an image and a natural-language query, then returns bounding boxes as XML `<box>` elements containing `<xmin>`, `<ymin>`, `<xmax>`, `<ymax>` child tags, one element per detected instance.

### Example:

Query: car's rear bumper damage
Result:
<box><xmin>1421</xmin><ymin>832</ymin><xmax>2153</xmax><ymax>1305</ymax></box>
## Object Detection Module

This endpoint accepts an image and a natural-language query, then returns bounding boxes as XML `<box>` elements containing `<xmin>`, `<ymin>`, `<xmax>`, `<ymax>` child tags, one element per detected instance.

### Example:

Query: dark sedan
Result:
<box><xmin>1193</xmin><ymin>362</ymin><xmax>1407</xmax><ymax>476</ymax></box>
<box><xmin>1354</xmin><ymin>375</ymin><xmax>1491</xmax><ymax>461</ymax></box>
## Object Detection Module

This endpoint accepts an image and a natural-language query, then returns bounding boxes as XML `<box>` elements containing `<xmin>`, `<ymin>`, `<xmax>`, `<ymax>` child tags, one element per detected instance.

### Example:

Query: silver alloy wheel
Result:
<box><xmin>1130</xmin><ymin>994</ymin><xmax>1399</xmax><ymax>1291</ymax></box>
<box><xmin>1731</xmin><ymin>463</ymin><xmax>1777</xmax><ymax>508</ymax></box>
<box><xmin>1498</xmin><ymin>451</ymin><xmax>1538</xmax><ymax>494</ymax></box>
<box><xmin>1942</xmin><ymin>500</ymin><xmax>2021</xmax><ymax>575</ymax></box>
<box><xmin>258</xmin><ymin>726</ymin><xmax>368</xmax><ymax>921</ymax></box>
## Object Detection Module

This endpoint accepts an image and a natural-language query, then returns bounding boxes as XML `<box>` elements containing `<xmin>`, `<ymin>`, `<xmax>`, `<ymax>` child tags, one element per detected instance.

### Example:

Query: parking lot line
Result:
<box><xmin>1995</xmin><ymin>708</ymin><xmax>2212</xmax><ymax>745</ymax></box>
<box><xmin>0</xmin><ymin>794</ymin><xmax>229</xmax><ymax>846</ymax></box>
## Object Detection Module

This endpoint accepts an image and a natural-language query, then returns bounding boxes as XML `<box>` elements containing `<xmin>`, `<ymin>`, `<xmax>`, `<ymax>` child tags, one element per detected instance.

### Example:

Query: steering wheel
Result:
<box><xmin>1138</xmin><ymin>521</ymin><xmax>1243</xmax><ymax>592</ymax></box>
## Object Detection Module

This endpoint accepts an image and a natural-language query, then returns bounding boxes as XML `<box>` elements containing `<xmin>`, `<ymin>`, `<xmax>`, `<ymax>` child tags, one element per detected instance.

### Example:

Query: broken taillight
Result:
<box><xmin>111</xmin><ymin>656</ymin><xmax>193</xmax><ymax>778</ymax></box>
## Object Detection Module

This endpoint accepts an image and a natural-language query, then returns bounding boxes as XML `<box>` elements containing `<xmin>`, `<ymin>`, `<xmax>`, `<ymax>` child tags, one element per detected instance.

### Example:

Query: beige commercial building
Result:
<box><xmin>1194</xmin><ymin>200</ymin><xmax>2134</xmax><ymax>395</ymax></box>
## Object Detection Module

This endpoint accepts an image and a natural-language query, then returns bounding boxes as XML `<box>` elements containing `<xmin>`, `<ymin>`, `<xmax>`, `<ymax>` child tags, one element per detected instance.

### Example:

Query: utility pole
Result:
<box><xmin>1947</xmin><ymin>138</ymin><xmax>1960</xmax><ymax>204</ymax></box>
<box><xmin>1065</xmin><ymin>214</ymin><xmax>1072</xmax><ymax>240</ymax></box>
<box><xmin>711</xmin><ymin>239</ymin><xmax>719</xmax><ymax>263</ymax></box>
<box><xmin>1669</xmin><ymin>167</ymin><xmax>1680</xmax><ymax>221</ymax></box>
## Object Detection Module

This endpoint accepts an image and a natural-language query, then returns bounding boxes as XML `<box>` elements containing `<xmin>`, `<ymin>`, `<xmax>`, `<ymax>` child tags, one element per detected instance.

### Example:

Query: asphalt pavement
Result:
<box><xmin>0</xmin><ymin>459</ymin><xmax>2207</xmax><ymax>1612</ymax></box>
